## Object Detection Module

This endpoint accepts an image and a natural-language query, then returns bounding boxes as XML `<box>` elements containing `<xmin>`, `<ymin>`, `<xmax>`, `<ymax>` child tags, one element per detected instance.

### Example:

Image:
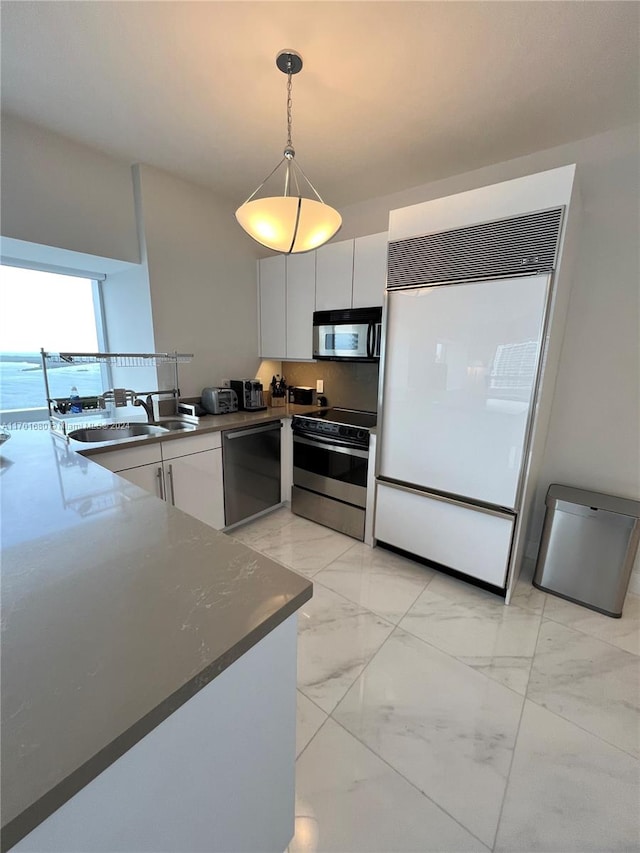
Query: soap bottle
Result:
<box><xmin>69</xmin><ymin>386</ymin><xmax>82</xmax><ymax>413</ymax></box>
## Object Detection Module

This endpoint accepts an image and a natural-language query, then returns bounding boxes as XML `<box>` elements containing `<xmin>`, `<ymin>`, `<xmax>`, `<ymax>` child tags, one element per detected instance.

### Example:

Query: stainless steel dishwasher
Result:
<box><xmin>223</xmin><ymin>421</ymin><xmax>282</xmax><ymax>527</ymax></box>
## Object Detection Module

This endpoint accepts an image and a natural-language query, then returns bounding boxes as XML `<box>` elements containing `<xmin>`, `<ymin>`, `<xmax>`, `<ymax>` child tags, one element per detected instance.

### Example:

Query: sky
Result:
<box><xmin>0</xmin><ymin>265</ymin><xmax>100</xmax><ymax>352</ymax></box>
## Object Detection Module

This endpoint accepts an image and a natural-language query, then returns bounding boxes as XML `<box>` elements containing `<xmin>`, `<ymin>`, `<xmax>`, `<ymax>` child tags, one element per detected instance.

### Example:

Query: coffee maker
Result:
<box><xmin>229</xmin><ymin>380</ymin><xmax>267</xmax><ymax>411</ymax></box>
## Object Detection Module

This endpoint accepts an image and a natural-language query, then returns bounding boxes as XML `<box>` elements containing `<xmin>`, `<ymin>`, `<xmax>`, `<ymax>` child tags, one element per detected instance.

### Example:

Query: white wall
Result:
<box><xmin>101</xmin><ymin>264</ymin><xmax>158</xmax><ymax>393</ymax></box>
<box><xmin>338</xmin><ymin>124</ymin><xmax>640</xmax><ymax>591</ymax></box>
<box><xmin>1</xmin><ymin>114</ymin><xmax>140</xmax><ymax>263</ymax></box>
<box><xmin>100</xmin><ymin>165</ymin><xmax>158</xmax><ymax>394</ymax></box>
<box><xmin>0</xmin><ymin>118</ymin><xmax>263</xmax><ymax>402</ymax></box>
<box><xmin>136</xmin><ymin>164</ymin><xmax>260</xmax><ymax>397</ymax></box>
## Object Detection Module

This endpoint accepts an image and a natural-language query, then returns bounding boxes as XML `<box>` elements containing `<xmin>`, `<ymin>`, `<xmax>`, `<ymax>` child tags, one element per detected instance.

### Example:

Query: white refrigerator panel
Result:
<box><xmin>375</xmin><ymin>484</ymin><xmax>514</xmax><ymax>587</ymax></box>
<box><xmin>379</xmin><ymin>275</ymin><xmax>549</xmax><ymax>509</ymax></box>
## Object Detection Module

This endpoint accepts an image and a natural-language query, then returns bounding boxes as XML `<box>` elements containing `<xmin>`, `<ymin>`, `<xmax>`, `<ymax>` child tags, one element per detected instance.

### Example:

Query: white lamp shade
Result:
<box><xmin>235</xmin><ymin>196</ymin><xmax>342</xmax><ymax>253</ymax></box>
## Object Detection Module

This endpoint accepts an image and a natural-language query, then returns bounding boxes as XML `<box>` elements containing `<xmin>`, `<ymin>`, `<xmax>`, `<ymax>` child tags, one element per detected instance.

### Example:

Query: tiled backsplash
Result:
<box><xmin>281</xmin><ymin>361</ymin><xmax>379</xmax><ymax>412</ymax></box>
<box><xmin>182</xmin><ymin>359</ymin><xmax>379</xmax><ymax>414</ymax></box>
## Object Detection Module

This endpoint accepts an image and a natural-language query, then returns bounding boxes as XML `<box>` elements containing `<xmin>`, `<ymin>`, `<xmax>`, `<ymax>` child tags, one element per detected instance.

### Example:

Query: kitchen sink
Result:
<box><xmin>68</xmin><ymin>419</ymin><xmax>198</xmax><ymax>443</ymax></box>
<box><xmin>68</xmin><ymin>424</ymin><xmax>169</xmax><ymax>443</ymax></box>
<box><xmin>155</xmin><ymin>419</ymin><xmax>198</xmax><ymax>432</ymax></box>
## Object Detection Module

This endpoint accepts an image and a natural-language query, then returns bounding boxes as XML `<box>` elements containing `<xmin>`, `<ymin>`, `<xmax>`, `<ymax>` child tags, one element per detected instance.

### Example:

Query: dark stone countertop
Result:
<box><xmin>67</xmin><ymin>403</ymin><xmax>324</xmax><ymax>455</ymax></box>
<box><xmin>0</xmin><ymin>423</ymin><xmax>312</xmax><ymax>850</ymax></box>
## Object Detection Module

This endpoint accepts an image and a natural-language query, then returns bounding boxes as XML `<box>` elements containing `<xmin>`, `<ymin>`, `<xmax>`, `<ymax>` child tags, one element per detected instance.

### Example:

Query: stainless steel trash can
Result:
<box><xmin>533</xmin><ymin>485</ymin><xmax>640</xmax><ymax>618</ymax></box>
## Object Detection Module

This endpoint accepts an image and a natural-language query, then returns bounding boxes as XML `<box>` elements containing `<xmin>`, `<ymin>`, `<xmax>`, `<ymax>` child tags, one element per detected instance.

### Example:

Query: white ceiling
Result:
<box><xmin>2</xmin><ymin>1</ymin><xmax>639</xmax><ymax>208</ymax></box>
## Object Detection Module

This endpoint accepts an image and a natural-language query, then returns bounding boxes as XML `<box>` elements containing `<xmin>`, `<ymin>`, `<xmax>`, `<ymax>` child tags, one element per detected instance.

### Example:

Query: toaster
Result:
<box><xmin>200</xmin><ymin>387</ymin><xmax>238</xmax><ymax>415</ymax></box>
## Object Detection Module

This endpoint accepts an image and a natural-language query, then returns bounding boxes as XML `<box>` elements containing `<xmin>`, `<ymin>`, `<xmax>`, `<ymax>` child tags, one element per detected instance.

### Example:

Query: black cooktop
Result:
<box><xmin>292</xmin><ymin>408</ymin><xmax>377</xmax><ymax>447</ymax></box>
<box><xmin>305</xmin><ymin>408</ymin><xmax>377</xmax><ymax>429</ymax></box>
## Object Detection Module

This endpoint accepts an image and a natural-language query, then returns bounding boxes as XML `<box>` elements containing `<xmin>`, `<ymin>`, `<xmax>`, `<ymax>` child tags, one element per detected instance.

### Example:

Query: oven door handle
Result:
<box><xmin>293</xmin><ymin>434</ymin><xmax>369</xmax><ymax>459</ymax></box>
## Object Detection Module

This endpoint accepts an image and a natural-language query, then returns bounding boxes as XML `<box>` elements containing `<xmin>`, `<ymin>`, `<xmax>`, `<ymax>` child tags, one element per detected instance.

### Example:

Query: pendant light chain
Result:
<box><xmin>286</xmin><ymin>64</ymin><xmax>294</xmax><ymax>152</ymax></box>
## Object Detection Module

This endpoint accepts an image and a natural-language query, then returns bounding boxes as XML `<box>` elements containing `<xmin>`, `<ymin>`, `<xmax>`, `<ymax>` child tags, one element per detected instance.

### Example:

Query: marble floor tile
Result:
<box><xmin>313</xmin><ymin>543</ymin><xmax>434</xmax><ymax>624</ymax></box>
<box><xmin>226</xmin><ymin>506</ymin><xmax>295</xmax><ymax>545</ymax></box>
<box><xmin>296</xmin><ymin>691</ymin><xmax>327</xmax><ymax>758</ymax></box>
<box><xmin>399</xmin><ymin>573</ymin><xmax>542</xmax><ymax>694</ymax></box>
<box><xmin>296</xmin><ymin>584</ymin><xmax>394</xmax><ymax>714</ymax></box>
<box><xmin>279</xmin><ymin>516</ymin><xmax>640</xmax><ymax>851</ymax></box>
<box><xmin>528</xmin><ymin>619</ymin><xmax>640</xmax><ymax>758</ymax></box>
<box><xmin>543</xmin><ymin>591</ymin><xmax>640</xmax><ymax>656</ymax></box>
<box><xmin>495</xmin><ymin>700</ymin><xmax>640</xmax><ymax>852</ymax></box>
<box><xmin>246</xmin><ymin>515</ymin><xmax>355</xmax><ymax>577</ymax></box>
<box><xmin>509</xmin><ymin>577</ymin><xmax>547</xmax><ymax>615</ymax></box>
<box><xmin>333</xmin><ymin>628</ymin><xmax>524</xmax><ymax>847</ymax></box>
<box><xmin>290</xmin><ymin>718</ymin><xmax>488</xmax><ymax>853</ymax></box>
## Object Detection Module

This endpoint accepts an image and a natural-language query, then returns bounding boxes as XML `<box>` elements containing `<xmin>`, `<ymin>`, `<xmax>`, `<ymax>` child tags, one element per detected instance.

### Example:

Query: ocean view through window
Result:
<box><xmin>0</xmin><ymin>265</ymin><xmax>106</xmax><ymax>418</ymax></box>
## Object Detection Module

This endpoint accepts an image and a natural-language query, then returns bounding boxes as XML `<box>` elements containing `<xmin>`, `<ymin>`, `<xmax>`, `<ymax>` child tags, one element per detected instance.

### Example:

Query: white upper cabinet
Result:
<box><xmin>258</xmin><ymin>255</ymin><xmax>286</xmax><ymax>359</ymax></box>
<box><xmin>352</xmin><ymin>232</ymin><xmax>388</xmax><ymax>308</ymax></box>
<box><xmin>286</xmin><ymin>252</ymin><xmax>316</xmax><ymax>360</ymax></box>
<box><xmin>257</xmin><ymin>231</ymin><xmax>388</xmax><ymax>359</ymax></box>
<box><xmin>315</xmin><ymin>240</ymin><xmax>354</xmax><ymax>311</ymax></box>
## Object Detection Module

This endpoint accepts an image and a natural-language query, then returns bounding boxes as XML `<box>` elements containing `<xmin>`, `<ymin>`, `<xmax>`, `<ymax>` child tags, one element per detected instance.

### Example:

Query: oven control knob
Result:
<box><xmin>357</xmin><ymin>430</ymin><xmax>367</xmax><ymax>441</ymax></box>
<box><xmin>338</xmin><ymin>426</ymin><xmax>348</xmax><ymax>437</ymax></box>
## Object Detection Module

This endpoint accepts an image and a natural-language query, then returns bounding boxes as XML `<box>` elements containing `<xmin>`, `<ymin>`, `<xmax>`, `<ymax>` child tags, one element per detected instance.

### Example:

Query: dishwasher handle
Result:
<box><xmin>224</xmin><ymin>422</ymin><xmax>283</xmax><ymax>440</ymax></box>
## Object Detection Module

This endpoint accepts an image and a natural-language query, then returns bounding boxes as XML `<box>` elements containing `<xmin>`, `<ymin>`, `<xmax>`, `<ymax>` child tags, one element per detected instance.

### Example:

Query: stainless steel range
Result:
<box><xmin>291</xmin><ymin>408</ymin><xmax>377</xmax><ymax>540</ymax></box>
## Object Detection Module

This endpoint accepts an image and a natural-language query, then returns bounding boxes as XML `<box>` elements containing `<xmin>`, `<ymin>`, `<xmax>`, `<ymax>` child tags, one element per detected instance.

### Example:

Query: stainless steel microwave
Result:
<box><xmin>313</xmin><ymin>307</ymin><xmax>382</xmax><ymax>361</ymax></box>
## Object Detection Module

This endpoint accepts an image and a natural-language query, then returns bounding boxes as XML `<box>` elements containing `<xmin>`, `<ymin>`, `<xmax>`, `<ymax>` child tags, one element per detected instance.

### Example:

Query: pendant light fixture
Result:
<box><xmin>235</xmin><ymin>50</ymin><xmax>342</xmax><ymax>254</ymax></box>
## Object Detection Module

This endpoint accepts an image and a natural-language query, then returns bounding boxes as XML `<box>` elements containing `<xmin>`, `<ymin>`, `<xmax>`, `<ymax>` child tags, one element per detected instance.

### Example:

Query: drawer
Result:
<box><xmin>86</xmin><ymin>442</ymin><xmax>162</xmax><ymax>472</ymax></box>
<box><xmin>375</xmin><ymin>482</ymin><xmax>514</xmax><ymax>587</ymax></box>
<box><xmin>161</xmin><ymin>431</ymin><xmax>221</xmax><ymax>460</ymax></box>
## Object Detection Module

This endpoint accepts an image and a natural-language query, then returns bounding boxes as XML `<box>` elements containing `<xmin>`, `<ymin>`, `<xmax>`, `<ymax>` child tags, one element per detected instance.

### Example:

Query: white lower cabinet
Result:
<box><xmin>88</xmin><ymin>433</ymin><xmax>225</xmax><ymax>530</ymax></box>
<box><xmin>164</xmin><ymin>448</ymin><xmax>225</xmax><ymax>530</ymax></box>
<box><xmin>118</xmin><ymin>462</ymin><xmax>164</xmax><ymax>498</ymax></box>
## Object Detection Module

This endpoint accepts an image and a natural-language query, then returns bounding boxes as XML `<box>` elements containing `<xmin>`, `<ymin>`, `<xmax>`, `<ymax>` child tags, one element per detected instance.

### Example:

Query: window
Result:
<box><xmin>0</xmin><ymin>265</ymin><xmax>108</xmax><ymax>419</ymax></box>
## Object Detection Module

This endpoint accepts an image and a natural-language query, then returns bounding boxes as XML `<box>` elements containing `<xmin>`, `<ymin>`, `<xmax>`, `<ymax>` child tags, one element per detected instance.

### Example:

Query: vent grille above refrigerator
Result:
<box><xmin>387</xmin><ymin>207</ymin><xmax>564</xmax><ymax>288</ymax></box>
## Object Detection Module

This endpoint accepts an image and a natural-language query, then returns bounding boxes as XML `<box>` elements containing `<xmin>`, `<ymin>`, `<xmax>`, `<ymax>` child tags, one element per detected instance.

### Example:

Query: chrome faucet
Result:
<box><xmin>133</xmin><ymin>394</ymin><xmax>155</xmax><ymax>423</ymax></box>
<box><xmin>99</xmin><ymin>388</ymin><xmax>166</xmax><ymax>421</ymax></box>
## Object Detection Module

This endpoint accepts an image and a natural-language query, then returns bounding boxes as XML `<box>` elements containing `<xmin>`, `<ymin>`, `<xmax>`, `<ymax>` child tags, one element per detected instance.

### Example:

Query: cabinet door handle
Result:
<box><xmin>168</xmin><ymin>463</ymin><xmax>176</xmax><ymax>505</ymax></box>
<box><xmin>156</xmin><ymin>466</ymin><xmax>165</xmax><ymax>500</ymax></box>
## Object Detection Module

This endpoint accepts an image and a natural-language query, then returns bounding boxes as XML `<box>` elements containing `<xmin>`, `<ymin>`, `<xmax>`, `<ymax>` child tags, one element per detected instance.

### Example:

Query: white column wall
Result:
<box><xmin>136</xmin><ymin>164</ymin><xmax>261</xmax><ymax>397</ymax></box>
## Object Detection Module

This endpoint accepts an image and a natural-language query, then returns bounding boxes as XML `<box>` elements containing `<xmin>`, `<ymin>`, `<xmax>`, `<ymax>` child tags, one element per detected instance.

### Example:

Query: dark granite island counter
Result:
<box><xmin>0</xmin><ymin>427</ymin><xmax>312</xmax><ymax>852</ymax></box>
